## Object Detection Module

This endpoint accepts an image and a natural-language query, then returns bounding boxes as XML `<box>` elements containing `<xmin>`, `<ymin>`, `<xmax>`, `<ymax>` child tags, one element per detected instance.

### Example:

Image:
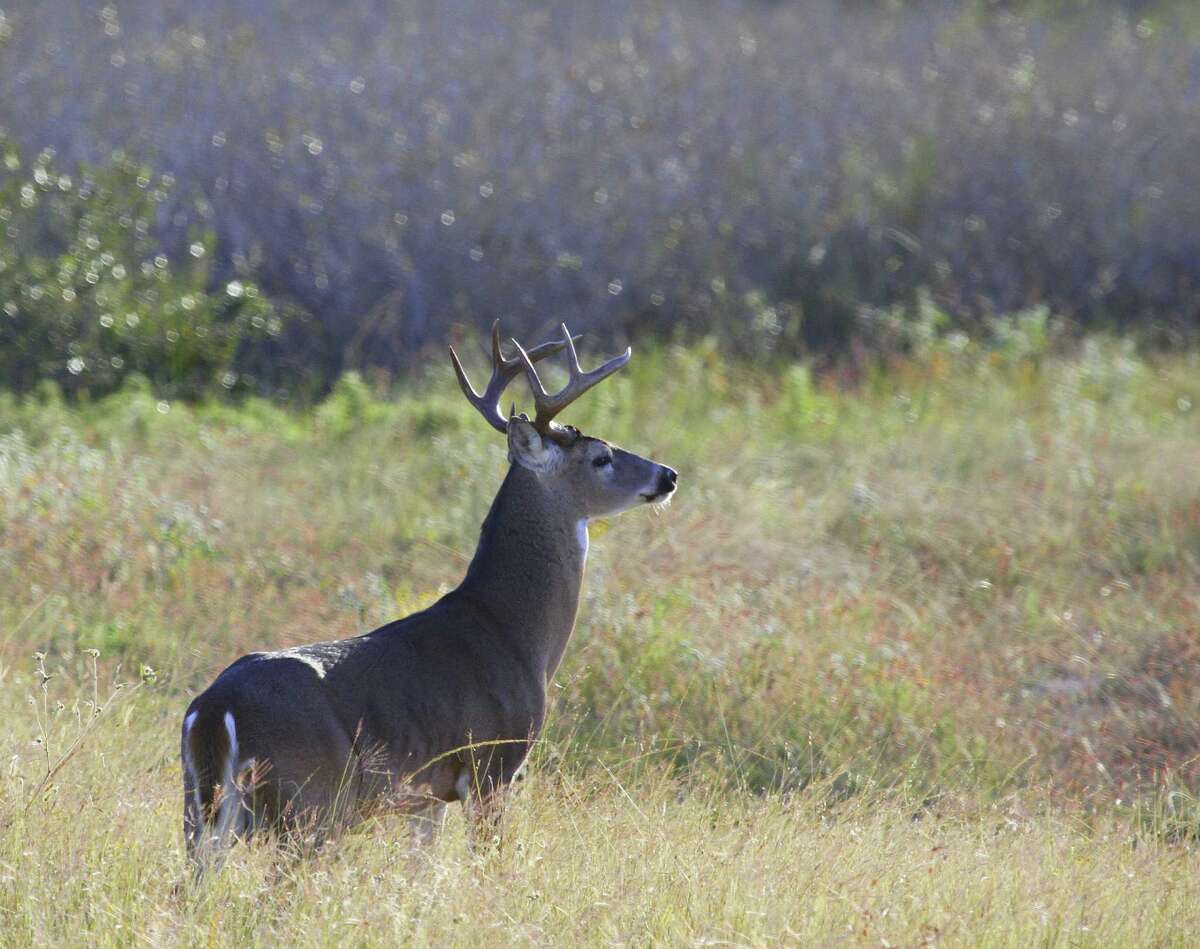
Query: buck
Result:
<box><xmin>181</xmin><ymin>322</ymin><xmax>677</xmax><ymax>869</ymax></box>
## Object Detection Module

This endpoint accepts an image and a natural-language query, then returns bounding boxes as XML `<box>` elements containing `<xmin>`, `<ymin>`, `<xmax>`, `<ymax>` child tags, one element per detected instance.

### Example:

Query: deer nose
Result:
<box><xmin>659</xmin><ymin>466</ymin><xmax>678</xmax><ymax>492</ymax></box>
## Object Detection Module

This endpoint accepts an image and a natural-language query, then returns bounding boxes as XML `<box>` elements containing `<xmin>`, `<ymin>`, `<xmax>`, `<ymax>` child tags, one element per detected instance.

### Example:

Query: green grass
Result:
<box><xmin>1</xmin><ymin>333</ymin><xmax>1198</xmax><ymax>944</ymax></box>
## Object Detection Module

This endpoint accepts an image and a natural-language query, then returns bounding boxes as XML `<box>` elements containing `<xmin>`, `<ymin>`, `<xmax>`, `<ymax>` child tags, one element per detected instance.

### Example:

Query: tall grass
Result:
<box><xmin>0</xmin><ymin>332</ymin><xmax>1197</xmax><ymax>941</ymax></box>
<box><xmin>6</xmin><ymin>743</ymin><xmax>1200</xmax><ymax>945</ymax></box>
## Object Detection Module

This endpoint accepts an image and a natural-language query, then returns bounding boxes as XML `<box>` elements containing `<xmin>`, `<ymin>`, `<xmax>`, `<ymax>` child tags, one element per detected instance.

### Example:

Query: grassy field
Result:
<box><xmin>1</xmin><ymin>327</ymin><xmax>1199</xmax><ymax>944</ymax></box>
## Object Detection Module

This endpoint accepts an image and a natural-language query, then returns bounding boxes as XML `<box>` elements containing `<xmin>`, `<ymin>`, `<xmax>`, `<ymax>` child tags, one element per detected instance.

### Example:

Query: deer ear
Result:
<box><xmin>507</xmin><ymin>417</ymin><xmax>562</xmax><ymax>474</ymax></box>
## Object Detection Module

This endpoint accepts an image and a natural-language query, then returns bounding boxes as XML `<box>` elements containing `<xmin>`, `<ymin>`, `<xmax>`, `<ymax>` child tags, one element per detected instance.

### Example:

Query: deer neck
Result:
<box><xmin>457</xmin><ymin>465</ymin><xmax>587</xmax><ymax>681</ymax></box>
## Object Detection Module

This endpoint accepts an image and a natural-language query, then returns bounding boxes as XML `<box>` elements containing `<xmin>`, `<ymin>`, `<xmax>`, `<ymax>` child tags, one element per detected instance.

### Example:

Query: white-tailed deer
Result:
<box><xmin>181</xmin><ymin>322</ymin><xmax>677</xmax><ymax>869</ymax></box>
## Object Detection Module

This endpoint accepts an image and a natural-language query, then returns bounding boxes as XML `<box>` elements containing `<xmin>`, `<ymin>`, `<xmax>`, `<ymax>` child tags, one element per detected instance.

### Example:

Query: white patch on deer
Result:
<box><xmin>275</xmin><ymin>647</ymin><xmax>328</xmax><ymax>679</ymax></box>
<box><xmin>210</xmin><ymin>712</ymin><xmax>241</xmax><ymax>846</ymax></box>
<box><xmin>183</xmin><ymin>711</ymin><xmax>201</xmax><ymax>815</ymax></box>
<box><xmin>223</xmin><ymin>712</ymin><xmax>239</xmax><ymax>772</ymax></box>
<box><xmin>455</xmin><ymin>769</ymin><xmax>472</xmax><ymax>803</ymax></box>
<box><xmin>576</xmin><ymin>519</ymin><xmax>589</xmax><ymax>562</ymax></box>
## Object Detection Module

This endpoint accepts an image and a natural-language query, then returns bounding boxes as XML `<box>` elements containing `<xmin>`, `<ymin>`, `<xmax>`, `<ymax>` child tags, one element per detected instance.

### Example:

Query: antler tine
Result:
<box><xmin>450</xmin><ymin>320</ymin><xmax>578</xmax><ymax>434</ymax></box>
<box><xmin>560</xmin><ymin>321</ymin><xmax>582</xmax><ymax>375</ymax></box>
<box><xmin>490</xmin><ymin>319</ymin><xmax>508</xmax><ymax>370</ymax></box>
<box><xmin>513</xmin><ymin>323</ymin><xmax>631</xmax><ymax>436</ymax></box>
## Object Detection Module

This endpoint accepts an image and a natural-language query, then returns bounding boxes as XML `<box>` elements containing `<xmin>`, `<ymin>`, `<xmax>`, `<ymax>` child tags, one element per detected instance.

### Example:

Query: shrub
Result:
<box><xmin>0</xmin><ymin>139</ymin><xmax>277</xmax><ymax>398</ymax></box>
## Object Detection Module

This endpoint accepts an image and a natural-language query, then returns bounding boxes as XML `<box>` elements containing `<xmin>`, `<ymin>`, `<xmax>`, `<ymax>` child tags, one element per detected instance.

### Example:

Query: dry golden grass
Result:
<box><xmin>4</xmin><ymin>707</ymin><xmax>1200</xmax><ymax>947</ymax></box>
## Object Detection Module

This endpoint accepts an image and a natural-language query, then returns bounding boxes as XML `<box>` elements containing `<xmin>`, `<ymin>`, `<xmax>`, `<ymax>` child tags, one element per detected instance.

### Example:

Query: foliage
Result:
<box><xmin>0</xmin><ymin>335</ymin><xmax>1197</xmax><ymax>938</ymax></box>
<box><xmin>2</xmin><ymin>1</ymin><xmax>1199</xmax><ymax>382</ymax></box>
<box><xmin>1</xmin><ymin>335</ymin><xmax>1197</xmax><ymax>792</ymax></box>
<box><xmin>0</xmin><ymin>139</ymin><xmax>277</xmax><ymax>398</ymax></box>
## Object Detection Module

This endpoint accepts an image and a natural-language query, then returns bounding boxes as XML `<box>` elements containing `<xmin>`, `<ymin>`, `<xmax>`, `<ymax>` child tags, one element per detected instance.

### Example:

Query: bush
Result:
<box><xmin>0</xmin><ymin>139</ymin><xmax>277</xmax><ymax>398</ymax></box>
<box><xmin>3</xmin><ymin>1</ymin><xmax>1199</xmax><ymax>378</ymax></box>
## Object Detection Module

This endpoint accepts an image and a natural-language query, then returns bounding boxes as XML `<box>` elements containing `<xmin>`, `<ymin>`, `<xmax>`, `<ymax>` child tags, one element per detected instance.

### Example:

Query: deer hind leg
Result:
<box><xmin>407</xmin><ymin>800</ymin><xmax>448</xmax><ymax>850</ymax></box>
<box><xmin>183</xmin><ymin>711</ymin><xmax>249</xmax><ymax>880</ymax></box>
<box><xmin>456</xmin><ymin>768</ymin><xmax>510</xmax><ymax>853</ymax></box>
<box><xmin>272</xmin><ymin>779</ymin><xmax>355</xmax><ymax>858</ymax></box>
<box><xmin>249</xmin><ymin>725</ymin><xmax>361</xmax><ymax>856</ymax></box>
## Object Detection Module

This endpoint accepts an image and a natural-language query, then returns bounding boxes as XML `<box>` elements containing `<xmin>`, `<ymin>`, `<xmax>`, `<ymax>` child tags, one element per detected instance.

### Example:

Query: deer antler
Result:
<box><xmin>512</xmin><ymin>323</ymin><xmax>630</xmax><ymax>440</ymax></box>
<box><xmin>449</xmin><ymin>321</ymin><xmax>577</xmax><ymax>433</ymax></box>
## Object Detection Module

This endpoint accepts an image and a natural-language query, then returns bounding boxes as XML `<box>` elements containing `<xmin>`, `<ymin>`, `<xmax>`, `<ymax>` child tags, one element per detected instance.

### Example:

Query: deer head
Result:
<box><xmin>450</xmin><ymin>322</ymin><xmax>677</xmax><ymax>519</ymax></box>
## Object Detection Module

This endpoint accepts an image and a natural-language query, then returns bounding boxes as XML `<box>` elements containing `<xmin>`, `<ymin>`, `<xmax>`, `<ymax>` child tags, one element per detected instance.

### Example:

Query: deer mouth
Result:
<box><xmin>641</xmin><ymin>470</ymin><xmax>678</xmax><ymax>504</ymax></box>
<box><xmin>638</xmin><ymin>482</ymin><xmax>676</xmax><ymax>503</ymax></box>
<box><xmin>642</xmin><ymin>466</ymin><xmax>679</xmax><ymax>503</ymax></box>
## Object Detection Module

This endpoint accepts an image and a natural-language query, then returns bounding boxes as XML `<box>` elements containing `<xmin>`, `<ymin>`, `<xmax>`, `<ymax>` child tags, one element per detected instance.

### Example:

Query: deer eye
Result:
<box><xmin>593</xmin><ymin>454</ymin><xmax>613</xmax><ymax>468</ymax></box>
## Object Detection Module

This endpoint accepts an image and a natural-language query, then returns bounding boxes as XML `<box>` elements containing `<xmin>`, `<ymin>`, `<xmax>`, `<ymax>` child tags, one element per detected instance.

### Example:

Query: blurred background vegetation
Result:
<box><xmin>1</xmin><ymin>7</ymin><xmax>1200</xmax><ymax>937</ymax></box>
<box><xmin>2</xmin><ymin>0</ymin><xmax>1199</xmax><ymax>398</ymax></box>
